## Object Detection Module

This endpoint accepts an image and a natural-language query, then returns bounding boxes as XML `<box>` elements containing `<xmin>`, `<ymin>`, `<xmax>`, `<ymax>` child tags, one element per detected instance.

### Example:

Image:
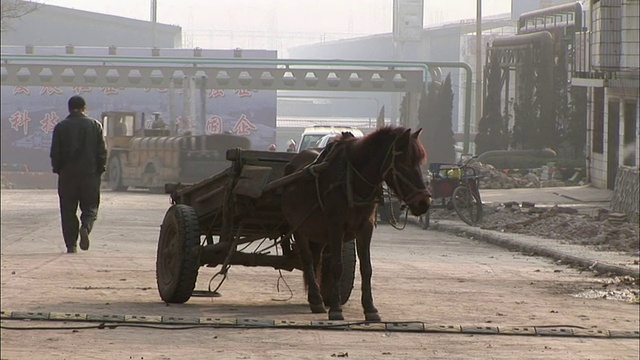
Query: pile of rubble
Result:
<box><xmin>1</xmin><ymin>175</ymin><xmax>14</xmax><ymax>189</ymax></box>
<box><xmin>484</xmin><ymin>204</ymin><xmax>638</xmax><ymax>256</ymax></box>
<box><xmin>470</xmin><ymin>163</ymin><xmax>568</xmax><ymax>190</ymax></box>
<box><xmin>427</xmin><ymin>204</ymin><xmax>639</xmax><ymax>256</ymax></box>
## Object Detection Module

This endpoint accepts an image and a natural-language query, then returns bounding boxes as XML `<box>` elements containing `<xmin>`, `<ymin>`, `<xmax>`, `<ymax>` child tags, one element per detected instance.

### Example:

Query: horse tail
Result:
<box><xmin>301</xmin><ymin>251</ymin><xmax>324</xmax><ymax>294</ymax></box>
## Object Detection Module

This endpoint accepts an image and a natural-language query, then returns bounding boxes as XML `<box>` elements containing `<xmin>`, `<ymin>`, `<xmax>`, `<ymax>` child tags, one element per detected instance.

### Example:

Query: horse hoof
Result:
<box><xmin>328</xmin><ymin>311</ymin><xmax>344</xmax><ymax>321</ymax></box>
<box><xmin>310</xmin><ymin>303</ymin><xmax>326</xmax><ymax>314</ymax></box>
<box><xmin>365</xmin><ymin>312</ymin><xmax>381</xmax><ymax>322</ymax></box>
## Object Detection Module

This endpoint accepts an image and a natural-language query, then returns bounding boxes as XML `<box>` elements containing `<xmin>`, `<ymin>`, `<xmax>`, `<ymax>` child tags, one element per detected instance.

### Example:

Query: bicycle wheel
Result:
<box><xmin>452</xmin><ymin>186</ymin><xmax>483</xmax><ymax>226</ymax></box>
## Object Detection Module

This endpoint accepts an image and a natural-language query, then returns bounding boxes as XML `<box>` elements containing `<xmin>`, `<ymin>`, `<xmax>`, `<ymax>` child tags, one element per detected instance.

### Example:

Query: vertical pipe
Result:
<box><xmin>169</xmin><ymin>78</ymin><xmax>176</xmax><ymax>134</ymax></box>
<box><xmin>200</xmin><ymin>76</ymin><xmax>207</xmax><ymax>135</ymax></box>
<box><xmin>464</xmin><ymin>65</ymin><xmax>472</xmax><ymax>154</ymax></box>
<box><xmin>392</xmin><ymin>41</ymin><xmax>400</xmax><ymax>126</ymax></box>
<box><xmin>190</xmin><ymin>76</ymin><xmax>196</xmax><ymax>134</ymax></box>
<box><xmin>475</xmin><ymin>0</ymin><xmax>483</xmax><ymax>141</ymax></box>
<box><xmin>504</xmin><ymin>69</ymin><xmax>510</xmax><ymax>135</ymax></box>
<box><xmin>182</xmin><ymin>77</ymin><xmax>188</xmax><ymax>133</ymax></box>
<box><xmin>151</xmin><ymin>0</ymin><xmax>157</xmax><ymax>48</ymax></box>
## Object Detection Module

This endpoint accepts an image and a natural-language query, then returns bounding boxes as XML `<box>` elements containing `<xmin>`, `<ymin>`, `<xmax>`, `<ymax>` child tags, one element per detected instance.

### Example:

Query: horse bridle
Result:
<box><xmin>379</xmin><ymin>137</ymin><xmax>431</xmax><ymax>207</ymax></box>
<box><xmin>347</xmin><ymin>135</ymin><xmax>431</xmax><ymax>207</ymax></box>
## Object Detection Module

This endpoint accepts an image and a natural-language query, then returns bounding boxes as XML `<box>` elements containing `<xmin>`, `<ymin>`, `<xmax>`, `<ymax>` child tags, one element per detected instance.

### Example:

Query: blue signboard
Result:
<box><xmin>1</xmin><ymin>47</ymin><xmax>277</xmax><ymax>172</ymax></box>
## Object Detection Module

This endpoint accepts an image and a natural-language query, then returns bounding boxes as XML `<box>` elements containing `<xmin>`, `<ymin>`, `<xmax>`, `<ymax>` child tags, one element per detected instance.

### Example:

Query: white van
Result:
<box><xmin>298</xmin><ymin>126</ymin><xmax>364</xmax><ymax>151</ymax></box>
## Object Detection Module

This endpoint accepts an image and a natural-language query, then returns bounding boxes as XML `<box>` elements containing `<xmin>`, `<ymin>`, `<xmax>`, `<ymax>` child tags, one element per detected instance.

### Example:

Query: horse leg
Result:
<box><xmin>326</xmin><ymin>229</ymin><xmax>345</xmax><ymax>321</ymax></box>
<box><xmin>356</xmin><ymin>222</ymin><xmax>380</xmax><ymax>321</ymax></box>
<box><xmin>309</xmin><ymin>241</ymin><xmax>326</xmax><ymax>313</ymax></box>
<box><xmin>299</xmin><ymin>236</ymin><xmax>325</xmax><ymax>314</ymax></box>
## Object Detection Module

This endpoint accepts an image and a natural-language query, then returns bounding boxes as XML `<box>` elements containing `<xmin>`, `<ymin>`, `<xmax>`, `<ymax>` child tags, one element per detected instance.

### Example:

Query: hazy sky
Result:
<box><xmin>41</xmin><ymin>0</ymin><xmax>512</xmax><ymax>51</ymax></box>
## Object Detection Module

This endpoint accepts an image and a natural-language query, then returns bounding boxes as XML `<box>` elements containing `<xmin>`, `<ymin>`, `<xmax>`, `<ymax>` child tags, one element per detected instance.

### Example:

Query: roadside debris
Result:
<box><xmin>470</xmin><ymin>162</ymin><xmax>577</xmax><ymax>189</ymax></box>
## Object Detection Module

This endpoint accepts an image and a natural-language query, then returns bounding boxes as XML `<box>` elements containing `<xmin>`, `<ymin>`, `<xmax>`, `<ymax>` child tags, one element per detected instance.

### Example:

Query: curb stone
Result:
<box><xmin>429</xmin><ymin>219</ymin><xmax>639</xmax><ymax>278</ymax></box>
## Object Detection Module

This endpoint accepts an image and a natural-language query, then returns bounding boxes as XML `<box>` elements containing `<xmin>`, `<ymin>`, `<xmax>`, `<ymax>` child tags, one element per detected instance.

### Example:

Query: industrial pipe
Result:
<box><xmin>476</xmin><ymin>148</ymin><xmax>557</xmax><ymax>163</ymax></box>
<box><xmin>1</xmin><ymin>55</ymin><xmax>474</xmax><ymax>153</ymax></box>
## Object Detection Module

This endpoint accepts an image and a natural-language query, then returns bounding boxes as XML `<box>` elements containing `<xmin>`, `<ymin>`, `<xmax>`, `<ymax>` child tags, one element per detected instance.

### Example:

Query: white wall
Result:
<box><xmin>589</xmin><ymin>86</ymin><xmax>640</xmax><ymax>189</ymax></box>
<box><xmin>589</xmin><ymin>86</ymin><xmax>607</xmax><ymax>188</ymax></box>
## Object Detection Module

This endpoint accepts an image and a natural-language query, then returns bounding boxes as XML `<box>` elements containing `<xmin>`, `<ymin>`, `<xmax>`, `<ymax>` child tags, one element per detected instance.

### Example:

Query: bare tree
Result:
<box><xmin>1</xmin><ymin>0</ymin><xmax>42</xmax><ymax>32</ymax></box>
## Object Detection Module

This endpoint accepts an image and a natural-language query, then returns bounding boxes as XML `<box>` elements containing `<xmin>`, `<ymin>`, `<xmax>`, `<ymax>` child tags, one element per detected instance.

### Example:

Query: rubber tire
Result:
<box><xmin>419</xmin><ymin>210</ymin><xmax>431</xmax><ymax>229</ymax></box>
<box><xmin>156</xmin><ymin>204</ymin><xmax>201</xmax><ymax>303</ymax></box>
<box><xmin>321</xmin><ymin>240</ymin><xmax>356</xmax><ymax>306</ymax></box>
<box><xmin>107</xmin><ymin>156</ymin><xmax>128</xmax><ymax>191</ymax></box>
<box><xmin>452</xmin><ymin>187</ymin><xmax>483</xmax><ymax>226</ymax></box>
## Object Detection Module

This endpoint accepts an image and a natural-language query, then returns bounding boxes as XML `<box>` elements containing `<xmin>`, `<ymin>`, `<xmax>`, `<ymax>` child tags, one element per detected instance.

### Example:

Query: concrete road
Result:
<box><xmin>1</xmin><ymin>189</ymin><xmax>638</xmax><ymax>359</ymax></box>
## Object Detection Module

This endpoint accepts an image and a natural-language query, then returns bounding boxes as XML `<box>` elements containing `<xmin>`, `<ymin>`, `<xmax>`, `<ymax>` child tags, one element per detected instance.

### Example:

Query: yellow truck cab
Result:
<box><xmin>100</xmin><ymin>111</ymin><xmax>251</xmax><ymax>192</ymax></box>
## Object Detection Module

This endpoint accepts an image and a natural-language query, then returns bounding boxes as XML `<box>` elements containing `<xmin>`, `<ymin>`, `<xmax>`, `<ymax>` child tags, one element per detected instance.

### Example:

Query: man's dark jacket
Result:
<box><xmin>50</xmin><ymin>112</ymin><xmax>107</xmax><ymax>174</ymax></box>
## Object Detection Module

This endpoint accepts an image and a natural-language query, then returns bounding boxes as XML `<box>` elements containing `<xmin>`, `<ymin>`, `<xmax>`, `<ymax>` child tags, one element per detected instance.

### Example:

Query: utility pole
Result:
<box><xmin>475</xmin><ymin>0</ymin><xmax>483</xmax><ymax>139</ymax></box>
<box><xmin>392</xmin><ymin>0</ymin><xmax>424</xmax><ymax>127</ymax></box>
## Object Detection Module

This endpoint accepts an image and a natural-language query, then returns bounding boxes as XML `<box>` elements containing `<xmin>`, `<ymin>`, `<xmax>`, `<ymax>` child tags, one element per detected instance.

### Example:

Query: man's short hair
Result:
<box><xmin>68</xmin><ymin>95</ymin><xmax>86</xmax><ymax>111</ymax></box>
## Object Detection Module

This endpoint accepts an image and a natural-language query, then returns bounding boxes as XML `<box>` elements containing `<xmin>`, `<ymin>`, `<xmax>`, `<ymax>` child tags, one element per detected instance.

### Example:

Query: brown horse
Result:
<box><xmin>281</xmin><ymin>126</ymin><xmax>431</xmax><ymax>321</ymax></box>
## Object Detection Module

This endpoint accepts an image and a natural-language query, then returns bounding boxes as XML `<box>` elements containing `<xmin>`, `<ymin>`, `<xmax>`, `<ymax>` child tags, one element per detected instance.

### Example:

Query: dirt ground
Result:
<box><xmin>1</xmin><ymin>189</ymin><xmax>639</xmax><ymax>359</ymax></box>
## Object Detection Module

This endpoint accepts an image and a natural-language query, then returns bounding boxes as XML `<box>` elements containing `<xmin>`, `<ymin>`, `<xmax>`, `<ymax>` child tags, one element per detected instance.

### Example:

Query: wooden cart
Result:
<box><xmin>156</xmin><ymin>148</ymin><xmax>356</xmax><ymax>305</ymax></box>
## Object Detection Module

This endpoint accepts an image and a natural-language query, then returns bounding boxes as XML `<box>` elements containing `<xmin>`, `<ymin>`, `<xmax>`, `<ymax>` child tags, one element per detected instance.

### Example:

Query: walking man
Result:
<box><xmin>50</xmin><ymin>96</ymin><xmax>107</xmax><ymax>253</ymax></box>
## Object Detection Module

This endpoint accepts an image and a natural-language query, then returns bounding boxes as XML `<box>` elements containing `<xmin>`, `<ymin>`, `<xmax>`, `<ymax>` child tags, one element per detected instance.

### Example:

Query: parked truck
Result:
<box><xmin>101</xmin><ymin>111</ymin><xmax>251</xmax><ymax>192</ymax></box>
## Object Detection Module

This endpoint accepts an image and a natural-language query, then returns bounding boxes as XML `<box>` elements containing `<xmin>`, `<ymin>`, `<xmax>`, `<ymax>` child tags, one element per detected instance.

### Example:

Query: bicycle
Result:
<box><xmin>419</xmin><ymin>157</ymin><xmax>483</xmax><ymax>229</ymax></box>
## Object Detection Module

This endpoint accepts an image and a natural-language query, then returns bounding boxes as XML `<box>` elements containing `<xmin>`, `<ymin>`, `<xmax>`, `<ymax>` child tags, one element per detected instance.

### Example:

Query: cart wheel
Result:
<box><xmin>107</xmin><ymin>156</ymin><xmax>128</xmax><ymax>192</ymax></box>
<box><xmin>419</xmin><ymin>210</ymin><xmax>431</xmax><ymax>229</ymax></box>
<box><xmin>156</xmin><ymin>204</ymin><xmax>201</xmax><ymax>303</ymax></box>
<box><xmin>321</xmin><ymin>240</ymin><xmax>356</xmax><ymax>306</ymax></box>
<box><xmin>452</xmin><ymin>187</ymin><xmax>483</xmax><ymax>226</ymax></box>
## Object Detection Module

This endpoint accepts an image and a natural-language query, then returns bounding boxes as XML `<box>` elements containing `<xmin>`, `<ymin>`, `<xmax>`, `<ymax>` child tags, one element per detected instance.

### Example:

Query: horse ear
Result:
<box><xmin>397</xmin><ymin>128</ymin><xmax>412</xmax><ymax>147</ymax></box>
<box><xmin>411</xmin><ymin>128</ymin><xmax>423</xmax><ymax>139</ymax></box>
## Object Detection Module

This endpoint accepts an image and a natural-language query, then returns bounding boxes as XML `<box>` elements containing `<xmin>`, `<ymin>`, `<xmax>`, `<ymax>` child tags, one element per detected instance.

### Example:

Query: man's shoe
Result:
<box><xmin>67</xmin><ymin>247</ymin><xmax>77</xmax><ymax>253</ymax></box>
<box><xmin>79</xmin><ymin>227</ymin><xmax>90</xmax><ymax>251</ymax></box>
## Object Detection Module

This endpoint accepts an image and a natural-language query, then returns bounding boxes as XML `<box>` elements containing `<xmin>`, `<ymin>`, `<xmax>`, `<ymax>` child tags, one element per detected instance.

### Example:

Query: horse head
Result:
<box><xmin>381</xmin><ymin>128</ymin><xmax>432</xmax><ymax>216</ymax></box>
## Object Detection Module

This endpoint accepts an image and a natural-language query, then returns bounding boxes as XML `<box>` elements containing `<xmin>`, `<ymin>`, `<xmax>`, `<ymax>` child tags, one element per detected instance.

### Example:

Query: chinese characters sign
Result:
<box><xmin>205</xmin><ymin>116</ymin><xmax>222</xmax><ymax>134</ymax></box>
<box><xmin>40</xmin><ymin>112</ymin><xmax>59</xmax><ymax>134</ymax></box>
<box><xmin>9</xmin><ymin>110</ymin><xmax>60</xmax><ymax>135</ymax></box>
<box><xmin>9</xmin><ymin>110</ymin><xmax>30</xmax><ymax>135</ymax></box>
<box><xmin>232</xmin><ymin>114</ymin><xmax>257</xmax><ymax>135</ymax></box>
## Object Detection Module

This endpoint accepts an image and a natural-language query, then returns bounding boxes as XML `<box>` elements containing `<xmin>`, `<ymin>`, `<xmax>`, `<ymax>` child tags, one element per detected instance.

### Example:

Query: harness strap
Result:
<box><xmin>346</xmin><ymin>162</ymin><xmax>354</xmax><ymax>208</ymax></box>
<box><xmin>310</xmin><ymin>141</ymin><xmax>347</xmax><ymax>212</ymax></box>
<box><xmin>346</xmin><ymin>164</ymin><xmax>383</xmax><ymax>207</ymax></box>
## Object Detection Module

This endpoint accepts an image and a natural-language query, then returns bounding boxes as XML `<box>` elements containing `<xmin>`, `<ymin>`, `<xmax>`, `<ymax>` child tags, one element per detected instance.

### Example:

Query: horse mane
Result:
<box><xmin>342</xmin><ymin>126</ymin><xmax>426</xmax><ymax>166</ymax></box>
<box><xmin>331</xmin><ymin>131</ymin><xmax>357</xmax><ymax>142</ymax></box>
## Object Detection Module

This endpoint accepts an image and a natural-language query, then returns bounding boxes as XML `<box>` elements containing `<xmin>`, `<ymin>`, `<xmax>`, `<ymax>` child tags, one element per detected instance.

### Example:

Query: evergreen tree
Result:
<box><xmin>399</xmin><ymin>93</ymin><xmax>409</xmax><ymax>126</ymax></box>
<box><xmin>376</xmin><ymin>105</ymin><xmax>385</xmax><ymax>128</ymax></box>
<box><xmin>419</xmin><ymin>80</ymin><xmax>440</xmax><ymax>165</ymax></box>
<box><xmin>433</xmin><ymin>74</ymin><xmax>456</xmax><ymax>163</ymax></box>
<box><xmin>554</xmin><ymin>44</ymin><xmax>570</xmax><ymax>156</ymax></box>
<box><xmin>418</xmin><ymin>74</ymin><xmax>456</xmax><ymax>164</ymax></box>
<box><xmin>475</xmin><ymin>51</ymin><xmax>508</xmax><ymax>155</ymax></box>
